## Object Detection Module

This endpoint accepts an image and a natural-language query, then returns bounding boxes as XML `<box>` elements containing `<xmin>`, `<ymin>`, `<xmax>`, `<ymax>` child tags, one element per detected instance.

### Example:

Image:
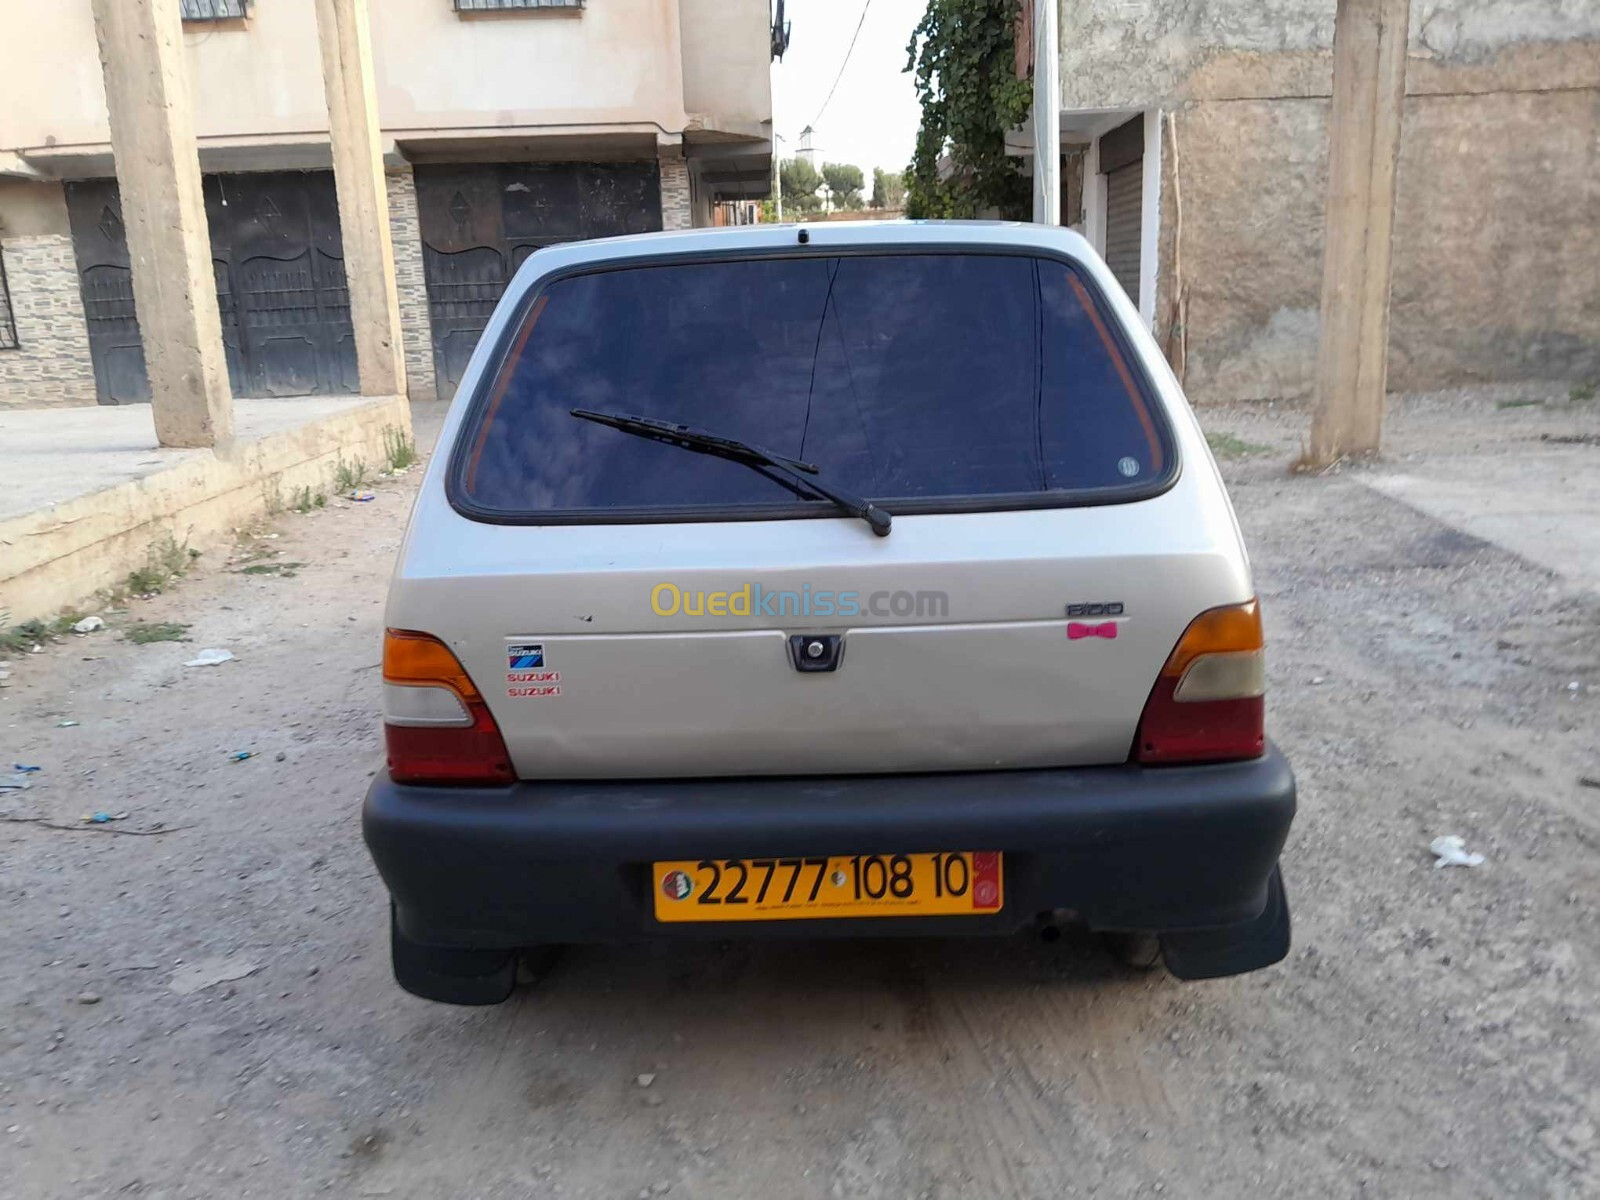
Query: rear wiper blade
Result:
<box><xmin>570</xmin><ymin>409</ymin><xmax>891</xmax><ymax>537</ymax></box>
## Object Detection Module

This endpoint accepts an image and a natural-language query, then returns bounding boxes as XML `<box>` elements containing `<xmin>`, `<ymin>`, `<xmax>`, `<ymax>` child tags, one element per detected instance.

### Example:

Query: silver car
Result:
<box><xmin>364</xmin><ymin>221</ymin><xmax>1295</xmax><ymax>1005</ymax></box>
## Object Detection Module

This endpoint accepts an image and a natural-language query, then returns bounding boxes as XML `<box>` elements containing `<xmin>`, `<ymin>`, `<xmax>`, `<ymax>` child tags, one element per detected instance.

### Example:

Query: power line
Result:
<box><xmin>809</xmin><ymin>0</ymin><xmax>874</xmax><ymax>132</ymax></box>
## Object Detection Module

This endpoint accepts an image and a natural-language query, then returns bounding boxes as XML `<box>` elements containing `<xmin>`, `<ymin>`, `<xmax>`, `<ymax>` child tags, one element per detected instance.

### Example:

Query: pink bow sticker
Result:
<box><xmin>1068</xmin><ymin>621</ymin><xmax>1118</xmax><ymax>640</ymax></box>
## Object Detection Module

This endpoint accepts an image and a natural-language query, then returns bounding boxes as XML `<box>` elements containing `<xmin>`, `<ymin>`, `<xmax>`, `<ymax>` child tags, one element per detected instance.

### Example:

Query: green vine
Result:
<box><xmin>904</xmin><ymin>0</ymin><xmax>1033</xmax><ymax>220</ymax></box>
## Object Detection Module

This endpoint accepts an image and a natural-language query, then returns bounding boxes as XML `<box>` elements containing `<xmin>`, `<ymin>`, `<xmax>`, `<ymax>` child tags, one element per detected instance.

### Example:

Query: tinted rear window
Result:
<box><xmin>455</xmin><ymin>252</ymin><xmax>1172</xmax><ymax>519</ymax></box>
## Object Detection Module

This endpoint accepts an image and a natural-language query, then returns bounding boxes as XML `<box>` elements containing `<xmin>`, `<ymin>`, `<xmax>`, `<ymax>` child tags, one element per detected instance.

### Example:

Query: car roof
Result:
<box><xmin>510</xmin><ymin>220</ymin><xmax>1101</xmax><ymax>286</ymax></box>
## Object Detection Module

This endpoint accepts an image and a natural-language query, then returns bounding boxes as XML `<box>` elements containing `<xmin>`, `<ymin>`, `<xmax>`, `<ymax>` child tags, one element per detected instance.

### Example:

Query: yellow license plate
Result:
<box><xmin>652</xmin><ymin>853</ymin><xmax>1003</xmax><ymax>923</ymax></box>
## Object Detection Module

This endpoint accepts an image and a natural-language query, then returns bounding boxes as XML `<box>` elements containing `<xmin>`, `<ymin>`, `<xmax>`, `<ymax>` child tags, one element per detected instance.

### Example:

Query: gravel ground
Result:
<box><xmin>2</xmin><ymin>390</ymin><xmax>1597</xmax><ymax>1200</ymax></box>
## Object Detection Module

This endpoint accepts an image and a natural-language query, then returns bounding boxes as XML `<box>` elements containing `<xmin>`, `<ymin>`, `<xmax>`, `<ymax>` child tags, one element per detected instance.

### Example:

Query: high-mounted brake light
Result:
<box><xmin>382</xmin><ymin>629</ymin><xmax>514</xmax><ymax>785</ymax></box>
<box><xmin>1134</xmin><ymin>600</ymin><xmax>1266</xmax><ymax>765</ymax></box>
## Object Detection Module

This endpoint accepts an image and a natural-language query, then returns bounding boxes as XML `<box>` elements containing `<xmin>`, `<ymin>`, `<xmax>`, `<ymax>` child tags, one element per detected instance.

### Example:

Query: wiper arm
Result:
<box><xmin>570</xmin><ymin>409</ymin><xmax>892</xmax><ymax>537</ymax></box>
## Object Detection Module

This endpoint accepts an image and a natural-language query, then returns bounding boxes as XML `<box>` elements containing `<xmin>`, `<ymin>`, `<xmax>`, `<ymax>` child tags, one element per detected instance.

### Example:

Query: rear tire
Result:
<box><xmin>1100</xmin><ymin>931</ymin><xmax>1164</xmax><ymax>971</ymax></box>
<box><xmin>390</xmin><ymin>905</ymin><xmax>516</xmax><ymax>1006</ymax></box>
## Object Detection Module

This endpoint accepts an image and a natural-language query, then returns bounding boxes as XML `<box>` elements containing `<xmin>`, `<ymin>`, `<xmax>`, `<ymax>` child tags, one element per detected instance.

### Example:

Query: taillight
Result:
<box><xmin>382</xmin><ymin>629</ymin><xmax>514</xmax><ymax>785</ymax></box>
<box><xmin>1134</xmin><ymin>600</ymin><xmax>1266</xmax><ymax>765</ymax></box>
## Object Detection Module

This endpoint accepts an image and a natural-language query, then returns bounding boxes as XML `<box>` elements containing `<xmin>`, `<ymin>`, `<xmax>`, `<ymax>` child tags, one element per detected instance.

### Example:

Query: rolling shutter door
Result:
<box><xmin>1104</xmin><ymin>162</ymin><xmax>1142</xmax><ymax>304</ymax></box>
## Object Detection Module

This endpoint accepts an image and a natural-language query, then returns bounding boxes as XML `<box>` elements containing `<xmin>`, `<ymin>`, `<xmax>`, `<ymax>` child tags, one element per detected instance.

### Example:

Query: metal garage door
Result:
<box><xmin>1098</xmin><ymin>114</ymin><xmax>1146</xmax><ymax>309</ymax></box>
<box><xmin>415</xmin><ymin>162</ymin><xmax>663</xmax><ymax>398</ymax></box>
<box><xmin>1104</xmin><ymin>163</ymin><xmax>1143</xmax><ymax>304</ymax></box>
<box><xmin>66</xmin><ymin>172</ymin><xmax>358</xmax><ymax>404</ymax></box>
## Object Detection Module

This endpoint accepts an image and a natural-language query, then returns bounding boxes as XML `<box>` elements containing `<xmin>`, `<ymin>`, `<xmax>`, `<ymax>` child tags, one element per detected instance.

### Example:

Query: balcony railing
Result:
<box><xmin>180</xmin><ymin>0</ymin><xmax>248</xmax><ymax>20</ymax></box>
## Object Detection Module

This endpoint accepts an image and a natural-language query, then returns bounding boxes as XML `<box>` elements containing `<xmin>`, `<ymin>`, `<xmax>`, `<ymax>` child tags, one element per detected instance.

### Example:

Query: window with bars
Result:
<box><xmin>181</xmin><ymin>0</ymin><xmax>248</xmax><ymax>20</ymax></box>
<box><xmin>455</xmin><ymin>0</ymin><xmax>585</xmax><ymax>12</ymax></box>
<box><xmin>0</xmin><ymin>246</ymin><xmax>18</xmax><ymax>350</ymax></box>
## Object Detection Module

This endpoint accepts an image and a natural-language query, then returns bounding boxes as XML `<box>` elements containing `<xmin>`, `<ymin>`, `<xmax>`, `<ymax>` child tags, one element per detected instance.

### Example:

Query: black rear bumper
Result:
<box><xmin>364</xmin><ymin>746</ymin><xmax>1295</xmax><ymax>965</ymax></box>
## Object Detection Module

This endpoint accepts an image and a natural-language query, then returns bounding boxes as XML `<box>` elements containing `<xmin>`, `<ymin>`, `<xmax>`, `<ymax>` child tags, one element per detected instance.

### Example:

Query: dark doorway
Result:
<box><xmin>66</xmin><ymin>171</ymin><xmax>358</xmax><ymax>404</ymax></box>
<box><xmin>415</xmin><ymin>162</ymin><xmax>663</xmax><ymax>398</ymax></box>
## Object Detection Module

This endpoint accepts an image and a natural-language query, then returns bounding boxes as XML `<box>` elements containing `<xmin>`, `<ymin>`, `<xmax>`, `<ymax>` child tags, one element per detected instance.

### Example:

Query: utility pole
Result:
<box><xmin>1031</xmin><ymin>0</ymin><xmax>1061</xmax><ymax>225</ymax></box>
<box><xmin>1307</xmin><ymin>0</ymin><xmax>1410</xmax><ymax>464</ymax></box>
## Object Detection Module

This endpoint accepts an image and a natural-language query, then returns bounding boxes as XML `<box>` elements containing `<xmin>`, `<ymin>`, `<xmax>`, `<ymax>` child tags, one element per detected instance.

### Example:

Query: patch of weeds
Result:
<box><xmin>1206</xmin><ymin>430</ymin><xmax>1274</xmax><ymax>458</ymax></box>
<box><xmin>125</xmin><ymin>533</ymin><xmax>197</xmax><ymax>596</ymax></box>
<box><xmin>292</xmin><ymin>486</ymin><xmax>327</xmax><ymax>514</ymax></box>
<box><xmin>125</xmin><ymin>564</ymin><xmax>167</xmax><ymax>596</ymax></box>
<box><xmin>0</xmin><ymin>618</ymin><xmax>52</xmax><ymax>654</ymax></box>
<box><xmin>1495</xmin><ymin>398</ymin><xmax>1544</xmax><ymax>410</ymax></box>
<box><xmin>382</xmin><ymin>427</ymin><xmax>418</xmax><ymax>472</ymax></box>
<box><xmin>123</xmin><ymin>621</ymin><xmax>191</xmax><ymax>645</ymax></box>
<box><xmin>239</xmin><ymin>561</ymin><xmax>307</xmax><ymax>578</ymax></box>
<box><xmin>1570</xmin><ymin>381</ymin><xmax>1597</xmax><ymax>404</ymax></box>
<box><xmin>334</xmin><ymin>457</ymin><xmax>369</xmax><ymax>494</ymax></box>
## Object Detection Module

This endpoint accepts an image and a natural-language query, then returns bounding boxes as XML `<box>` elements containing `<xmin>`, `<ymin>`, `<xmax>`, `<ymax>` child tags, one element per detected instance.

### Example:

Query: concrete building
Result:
<box><xmin>1024</xmin><ymin>1</ymin><xmax>1600</xmax><ymax>404</ymax></box>
<box><xmin>0</xmin><ymin>0</ymin><xmax>776</xmax><ymax>408</ymax></box>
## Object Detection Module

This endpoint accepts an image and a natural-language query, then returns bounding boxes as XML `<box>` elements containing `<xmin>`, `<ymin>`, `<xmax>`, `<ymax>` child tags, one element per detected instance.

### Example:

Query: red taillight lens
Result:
<box><xmin>382</xmin><ymin>629</ymin><xmax>514</xmax><ymax>785</ymax></box>
<box><xmin>1134</xmin><ymin>600</ymin><xmax>1266</xmax><ymax>765</ymax></box>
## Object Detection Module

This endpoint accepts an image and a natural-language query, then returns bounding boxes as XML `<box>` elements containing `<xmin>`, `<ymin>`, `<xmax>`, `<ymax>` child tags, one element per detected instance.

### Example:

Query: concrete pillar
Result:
<box><xmin>385</xmin><ymin>169</ymin><xmax>436</xmax><ymax>402</ymax></box>
<box><xmin>88</xmin><ymin>0</ymin><xmax>231</xmax><ymax>448</ymax></box>
<box><xmin>313</xmin><ymin>0</ymin><xmax>406</xmax><ymax>398</ymax></box>
<box><xmin>1307</xmin><ymin>0</ymin><xmax>1410</xmax><ymax>464</ymax></box>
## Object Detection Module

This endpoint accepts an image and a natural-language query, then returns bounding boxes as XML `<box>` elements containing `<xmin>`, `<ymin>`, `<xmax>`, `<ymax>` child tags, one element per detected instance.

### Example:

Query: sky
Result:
<box><xmin>769</xmin><ymin>0</ymin><xmax>926</xmax><ymax>183</ymax></box>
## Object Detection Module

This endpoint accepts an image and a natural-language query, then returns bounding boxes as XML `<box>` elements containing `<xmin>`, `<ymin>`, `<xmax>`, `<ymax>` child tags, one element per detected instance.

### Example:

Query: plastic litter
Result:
<box><xmin>349</xmin><ymin>490</ymin><xmax>376</xmax><ymax>502</ymax></box>
<box><xmin>228</xmin><ymin>750</ymin><xmax>256</xmax><ymax>762</ymax></box>
<box><xmin>13</xmin><ymin>764</ymin><xmax>41</xmax><ymax>773</ymax></box>
<box><xmin>168</xmin><ymin>956</ymin><xmax>261</xmax><ymax>996</ymax></box>
<box><xmin>71</xmin><ymin>616</ymin><xmax>105</xmax><ymax>634</ymax></box>
<box><xmin>1430</xmin><ymin>835</ymin><xmax>1485</xmax><ymax>869</ymax></box>
<box><xmin>81</xmin><ymin>812</ymin><xmax>128</xmax><ymax>824</ymax></box>
<box><xmin>56</xmin><ymin>720</ymin><xmax>80</xmax><ymax>728</ymax></box>
<box><xmin>184</xmin><ymin>648</ymin><xmax>235</xmax><ymax>668</ymax></box>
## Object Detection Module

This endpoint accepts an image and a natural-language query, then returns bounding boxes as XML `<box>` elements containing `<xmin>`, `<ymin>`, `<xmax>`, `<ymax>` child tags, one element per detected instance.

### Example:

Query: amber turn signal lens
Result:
<box><xmin>383</xmin><ymin>629</ymin><xmax>484</xmax><ymax>702</ymax></box>
<box><xmin>1159</xmin><ymin>599</ymin><xmax>1263</xmax><ymax>678</ymax></box>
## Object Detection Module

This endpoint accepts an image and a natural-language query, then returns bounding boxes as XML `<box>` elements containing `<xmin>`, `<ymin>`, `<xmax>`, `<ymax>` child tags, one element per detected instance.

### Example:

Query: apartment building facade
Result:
<box><xmin>0</xmin><ymin>0</ymin><xmax>776</xmax><ymax>406</ymax></box>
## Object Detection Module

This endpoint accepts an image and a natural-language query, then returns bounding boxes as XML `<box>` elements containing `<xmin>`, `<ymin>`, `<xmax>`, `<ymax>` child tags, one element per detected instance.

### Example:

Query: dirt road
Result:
<box><xmin>3</xmin><ymin>393</ymin><xmax>1597</xmax><ymax>1199</ymax></box>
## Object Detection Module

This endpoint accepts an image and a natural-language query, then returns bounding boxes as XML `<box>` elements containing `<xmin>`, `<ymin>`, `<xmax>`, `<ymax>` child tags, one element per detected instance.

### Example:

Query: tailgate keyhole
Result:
<box><xmin>788</xmin><ymin>635</ymin><xmax>844</xmax><ymax>673</ymax></box>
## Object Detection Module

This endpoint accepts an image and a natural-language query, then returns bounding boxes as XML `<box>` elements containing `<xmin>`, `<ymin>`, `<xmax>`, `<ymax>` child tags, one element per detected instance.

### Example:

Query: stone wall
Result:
<box><xmin>1061</xmin><ymin>0</ymin><xmax>1600</xmax><ymax>110</ymax></box>
<box><xmin>659</xmin><ymin>157</ymin><xmax>693</xmax><ymax>231</ymax></box>
<box><xmin>1159</xmin><ymin>39</ymin><xmax>1600</xmax><ymax>403</ymax></box>
<box><xmin>0</xmin><ymin>233</ymin><xmax>98</xmax><ymax>409</ymax></box>
<box><xmin>385</xmin><ymin>169</ymin><xmax>437</xmax><ymax>403</ymax></box>
<box><xmin>1068</xmin><ymin>0</ymin><xmax>1600</xmax><ymax>405</ymax></box>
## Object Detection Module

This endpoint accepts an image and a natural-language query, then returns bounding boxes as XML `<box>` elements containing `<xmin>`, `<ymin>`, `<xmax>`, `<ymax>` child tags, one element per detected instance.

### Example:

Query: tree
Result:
<box><xmin>871</xmin><ymin>168</ymin><xmax>906</xmax><ymax>210</ymax></box>
<box><xmin>904</xmin><ymin>0</ymin><xmax>1031</xmax><ymax>220</ymax></box>
<box><xmin>822</xmin><ymin>163</ymin><xmax>866</xmax><ymax>210</ymax></box>
<box><xmin>779</xmin><ymin>157</ymin><xmax>824</xmax><ymax>213</ymax></box>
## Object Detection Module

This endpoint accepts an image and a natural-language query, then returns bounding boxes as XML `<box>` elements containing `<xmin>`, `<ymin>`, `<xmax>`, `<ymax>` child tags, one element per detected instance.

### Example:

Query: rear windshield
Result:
<box><xmin>454</xmin><ymin>252</ymin><xmax>1173</xmax><ymax>520</ymax></box>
